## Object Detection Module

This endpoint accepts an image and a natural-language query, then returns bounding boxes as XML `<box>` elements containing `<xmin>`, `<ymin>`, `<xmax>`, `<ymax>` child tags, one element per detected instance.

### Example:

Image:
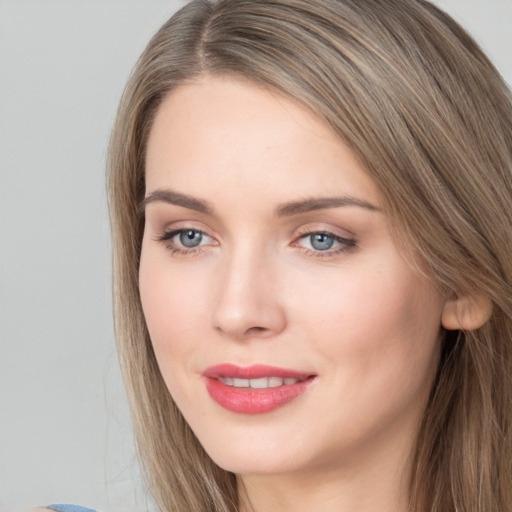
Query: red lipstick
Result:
<box><xmin>202</xmin><ymin>364</ymin><xmax>315</xmax><ymax>414</ymax></box>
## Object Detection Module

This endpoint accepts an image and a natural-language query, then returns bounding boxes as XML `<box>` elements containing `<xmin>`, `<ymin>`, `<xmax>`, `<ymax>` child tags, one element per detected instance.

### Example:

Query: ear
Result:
<box><xmin>441</xmin><ymin>293</ymin><xmax>493</xmax><ymax>331</ymax></box>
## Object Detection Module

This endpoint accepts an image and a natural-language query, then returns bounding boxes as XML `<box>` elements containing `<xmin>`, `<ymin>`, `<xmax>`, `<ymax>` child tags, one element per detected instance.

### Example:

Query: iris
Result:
<box><xmin>180</xmin><ymin>230</ymin><xmax>203</xmax><ymax>247</ymax></box>
<box><xmin>310</xmin><ymin>233</ymin><xmax>334</xmax><ymax>251</ymax></box>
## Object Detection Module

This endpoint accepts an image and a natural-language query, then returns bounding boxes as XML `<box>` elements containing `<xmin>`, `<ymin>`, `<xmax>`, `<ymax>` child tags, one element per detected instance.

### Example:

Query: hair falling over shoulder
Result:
<box><xmin>107</xmin><ymin>1</ymin><xmax>512</xmax><ymax>510</ymax></box>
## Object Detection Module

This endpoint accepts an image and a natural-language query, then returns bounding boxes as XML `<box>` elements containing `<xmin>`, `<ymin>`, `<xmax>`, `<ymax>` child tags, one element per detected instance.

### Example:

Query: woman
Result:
<box><xmin>44</xmin><ymin>0</ymin><xmax>512</xmax><ymax>510</ymax></box>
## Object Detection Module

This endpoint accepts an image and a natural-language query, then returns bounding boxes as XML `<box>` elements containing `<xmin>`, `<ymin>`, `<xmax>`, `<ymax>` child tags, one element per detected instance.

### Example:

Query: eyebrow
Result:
<box><xmin>143</xmin><ymin>189</ymin><xmax>213</xmax><ymax>214</ymax></box>
<box><xmin>275</xmin><ymin>196</ymin><xmax>379</xmax><ymax>216</ymax></box>
<box><xmin>142</xmin><ymin>188</ymin><xmax>379</xmax><ymax>216</ymax></box>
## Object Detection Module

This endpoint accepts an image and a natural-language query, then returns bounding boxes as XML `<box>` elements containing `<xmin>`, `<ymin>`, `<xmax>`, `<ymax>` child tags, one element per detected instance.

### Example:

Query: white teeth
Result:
<box><xmin>218</xmin><ymin>376</ymin><xmax>305</xmax><ymax>388</ymax></box>
<box><xmin>250</xmin><ymin>378</ymin><xmax>269</xmax><ymax>389</ymax></box>
<box><xmin>268</xmin><ymin>377</ymin><xmax>283</xmax><ymax>388</ymax></box>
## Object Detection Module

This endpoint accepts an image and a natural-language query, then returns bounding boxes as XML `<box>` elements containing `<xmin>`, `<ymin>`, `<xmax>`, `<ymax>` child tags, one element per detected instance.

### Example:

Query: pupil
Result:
<box><xmin>311</xmin><ymin>233</ymin><xmax>334</xmax><ymax>250</ymax></box>
<box><xmin>180</xmin><ymin>230</ymin><xmax>202</xmax><ymax>248</ymax></box>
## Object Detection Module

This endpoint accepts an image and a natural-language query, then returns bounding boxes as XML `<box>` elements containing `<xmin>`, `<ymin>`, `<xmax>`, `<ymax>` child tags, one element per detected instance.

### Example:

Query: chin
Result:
<box><xmin>195</xmin><ymin>428</ymin><xmax>304</xmax><ymax>476</ymax></box>
<box><xmin>211</xmin><ymin>452</ymin><xmax>299</xmax><ymax>476</ymax></box>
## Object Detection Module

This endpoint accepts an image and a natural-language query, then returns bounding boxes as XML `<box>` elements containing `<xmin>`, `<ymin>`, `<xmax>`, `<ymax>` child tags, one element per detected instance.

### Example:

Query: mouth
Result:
<box><xmin>202</xmin><ymin>364</ymin><xmax>316</xmax><ymax>414</ymax></box>
<box><xmin>217</xmin><ymin>376</ymin><xmax>309</xmax><ymax>388</ymax></box>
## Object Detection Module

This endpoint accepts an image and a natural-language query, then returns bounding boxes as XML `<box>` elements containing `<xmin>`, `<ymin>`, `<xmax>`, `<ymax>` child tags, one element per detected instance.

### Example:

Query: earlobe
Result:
<box><xmin>441</xmin><ymin>293</ymin><xmax>493</xmax><ymax>331</ymax></box>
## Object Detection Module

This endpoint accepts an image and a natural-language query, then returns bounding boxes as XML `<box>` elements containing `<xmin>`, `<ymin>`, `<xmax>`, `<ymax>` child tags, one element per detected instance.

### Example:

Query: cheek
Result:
<box><xmin>139</xmin><ymin>251</ymin><xmax>212</xmax><ymax>417</ymax></box>
<box><xmin>138</xmin><ymin>247</ymin><xmax>206</xmax><ymax>368</ymax></box>
<box><xmin>298</xmin><ymin>266</ymin><xmax>437</xmax><ymax>328</ymax></box>
<box><xmin>290</xmin><ymin>259</ymin><xmax>444</xmax><ymax>389</ymax></box>
<box><xmin>292</xmin><ymin>265</ymin><xmax>444</xmax><ymax>449</ymax></box>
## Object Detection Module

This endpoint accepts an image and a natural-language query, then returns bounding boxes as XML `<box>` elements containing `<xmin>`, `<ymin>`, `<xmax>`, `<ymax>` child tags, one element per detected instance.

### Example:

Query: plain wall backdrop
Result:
<box><xmin>0</xmin><ymin>1</ymin><xmax>510</xmax><ymax>511</ymax></box>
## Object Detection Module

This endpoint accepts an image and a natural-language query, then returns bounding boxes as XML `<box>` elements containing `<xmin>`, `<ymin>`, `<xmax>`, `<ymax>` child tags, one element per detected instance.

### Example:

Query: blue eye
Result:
<box><xmin>296</xmin><ymin>230</ymin><xmax>356</xmax><ymax>258</ymax></box>
<box><xmin>156</xmin><ymin>228</ymin><xmax>213</xmax><ymax>254</ymax></box>
<box><xmin>309</xmin><ymin>233</ymin><xmax>334</xmax><ymax>251</ymax></box>
<box><xmin>179</xmin><ymin>229</ymin><xmax>203</xmax><ymax>248</ymax></box>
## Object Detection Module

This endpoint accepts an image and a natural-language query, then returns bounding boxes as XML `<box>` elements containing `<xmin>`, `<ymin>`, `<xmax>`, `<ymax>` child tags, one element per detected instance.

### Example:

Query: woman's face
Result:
<box><xmin>140</xmin><ymin>77</ymin><xmax>446</xmax><ymax>478</ymax></box>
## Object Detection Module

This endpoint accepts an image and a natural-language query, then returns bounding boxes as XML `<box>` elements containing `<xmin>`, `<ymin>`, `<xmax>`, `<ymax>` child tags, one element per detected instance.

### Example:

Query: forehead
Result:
<box><xmin>145</xmin><ymin>76</ymin><xmax>380</xmax><ymax>209</ymax></box>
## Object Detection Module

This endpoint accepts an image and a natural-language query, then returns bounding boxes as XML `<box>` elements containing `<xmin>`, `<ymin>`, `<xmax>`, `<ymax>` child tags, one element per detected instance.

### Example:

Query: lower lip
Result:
<box><xmin>205</xmin><ymin>377</ymin><xmax>314</xmax><ymax>414</ymax></box>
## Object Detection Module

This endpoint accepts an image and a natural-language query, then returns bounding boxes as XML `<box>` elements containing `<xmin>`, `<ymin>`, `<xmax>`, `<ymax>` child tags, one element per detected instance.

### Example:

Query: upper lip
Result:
<box><xmin>202</xmin><ymin>363</ymin><xmax>314</xmax><ymax>380</ymax></box>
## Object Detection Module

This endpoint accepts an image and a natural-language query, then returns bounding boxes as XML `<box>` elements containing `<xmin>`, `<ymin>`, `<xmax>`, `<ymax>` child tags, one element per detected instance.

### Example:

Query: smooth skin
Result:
<box><xmin>139</xmin><ymin>77</ymin><xmax>485</xmax><ymax>512</ymax></box>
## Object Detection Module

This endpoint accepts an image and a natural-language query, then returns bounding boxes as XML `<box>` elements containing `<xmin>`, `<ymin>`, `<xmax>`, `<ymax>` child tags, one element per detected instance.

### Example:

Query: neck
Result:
<box><xmin>237</xmin><ymin>429</ymin><xmax>414</xmax><ymax>512</ymax></box>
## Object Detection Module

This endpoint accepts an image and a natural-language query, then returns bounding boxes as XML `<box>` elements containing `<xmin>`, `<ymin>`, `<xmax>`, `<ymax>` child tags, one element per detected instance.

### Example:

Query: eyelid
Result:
<box><xmin>152</xmin><ymin>217</ymin><xmax>218</xmax><ymax>240</ymax></box>
<box><xmin>293</xmin><ymin>224</ymin><xmax>354</xmax><ymax>243</ymax></box>
<box><xmin>294</xmin><ymin>222</ymin><xmax>355</xmax><ymax>238</ymax></box>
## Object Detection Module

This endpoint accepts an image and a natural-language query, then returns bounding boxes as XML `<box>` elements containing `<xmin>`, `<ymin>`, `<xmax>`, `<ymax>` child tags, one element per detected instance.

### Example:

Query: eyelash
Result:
<box><xmin>155</xmin><ymin>228</ymin><xmax>213</xmax><ymax>256</ymax></box>
<box><xmin>155</xmin><ymin>228</ymin><xmax>357</xmax><ymax>259</ymax></box>
<box><xmin>293</xmin><ymin>228</ymin><xmax>357</xmax><ymax>259</ymax></box>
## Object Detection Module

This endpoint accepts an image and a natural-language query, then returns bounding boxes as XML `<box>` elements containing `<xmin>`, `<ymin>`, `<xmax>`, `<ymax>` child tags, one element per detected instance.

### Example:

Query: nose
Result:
<box><xmin>211</xmin><ymin>247</ymin><xmax>287</xmax><ymax>341</ymax></box>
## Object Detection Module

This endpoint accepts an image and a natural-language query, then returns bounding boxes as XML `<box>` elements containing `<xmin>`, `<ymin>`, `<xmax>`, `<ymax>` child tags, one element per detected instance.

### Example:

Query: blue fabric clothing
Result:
<box><xmin>46</xmin><ymin>505</ymin><xmax>98</xmax><ymax>512</ymax></box>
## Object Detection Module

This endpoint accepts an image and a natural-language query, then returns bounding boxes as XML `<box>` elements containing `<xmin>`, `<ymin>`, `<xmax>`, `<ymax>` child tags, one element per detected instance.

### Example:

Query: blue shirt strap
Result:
<box><xmin>46</xmin><ymin>505</ymin><xmax>98</xmax><ymax>512</ymax></box>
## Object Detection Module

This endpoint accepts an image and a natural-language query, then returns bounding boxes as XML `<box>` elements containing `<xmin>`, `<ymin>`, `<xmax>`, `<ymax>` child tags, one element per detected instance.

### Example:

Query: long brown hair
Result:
<box><xmin>107</xmin><ymin>1</ymin><xmax>512</xmax><ymax>510</ymax></box>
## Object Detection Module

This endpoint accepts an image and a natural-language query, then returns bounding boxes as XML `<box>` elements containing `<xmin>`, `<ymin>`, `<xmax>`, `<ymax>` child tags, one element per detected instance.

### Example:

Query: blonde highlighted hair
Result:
<box><xmin>107</xmin><ymin>1</ymin><xmax>512</xmax><ymax>510</ymax></box>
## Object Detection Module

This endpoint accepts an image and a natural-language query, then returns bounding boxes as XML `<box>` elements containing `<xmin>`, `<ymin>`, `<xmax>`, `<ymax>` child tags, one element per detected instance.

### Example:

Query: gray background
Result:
<box><xmin>1</xmin><ymin>1</ymin><xmax>510</xmax><ymax>511</ymax></box>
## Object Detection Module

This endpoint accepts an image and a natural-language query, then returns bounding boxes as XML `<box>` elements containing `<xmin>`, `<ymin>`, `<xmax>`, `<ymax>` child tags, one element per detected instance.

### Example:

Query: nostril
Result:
<box><xmin>246</xmin><ymin>326</ymin><xmax>267</xmax><ymax>335</ymax></box>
